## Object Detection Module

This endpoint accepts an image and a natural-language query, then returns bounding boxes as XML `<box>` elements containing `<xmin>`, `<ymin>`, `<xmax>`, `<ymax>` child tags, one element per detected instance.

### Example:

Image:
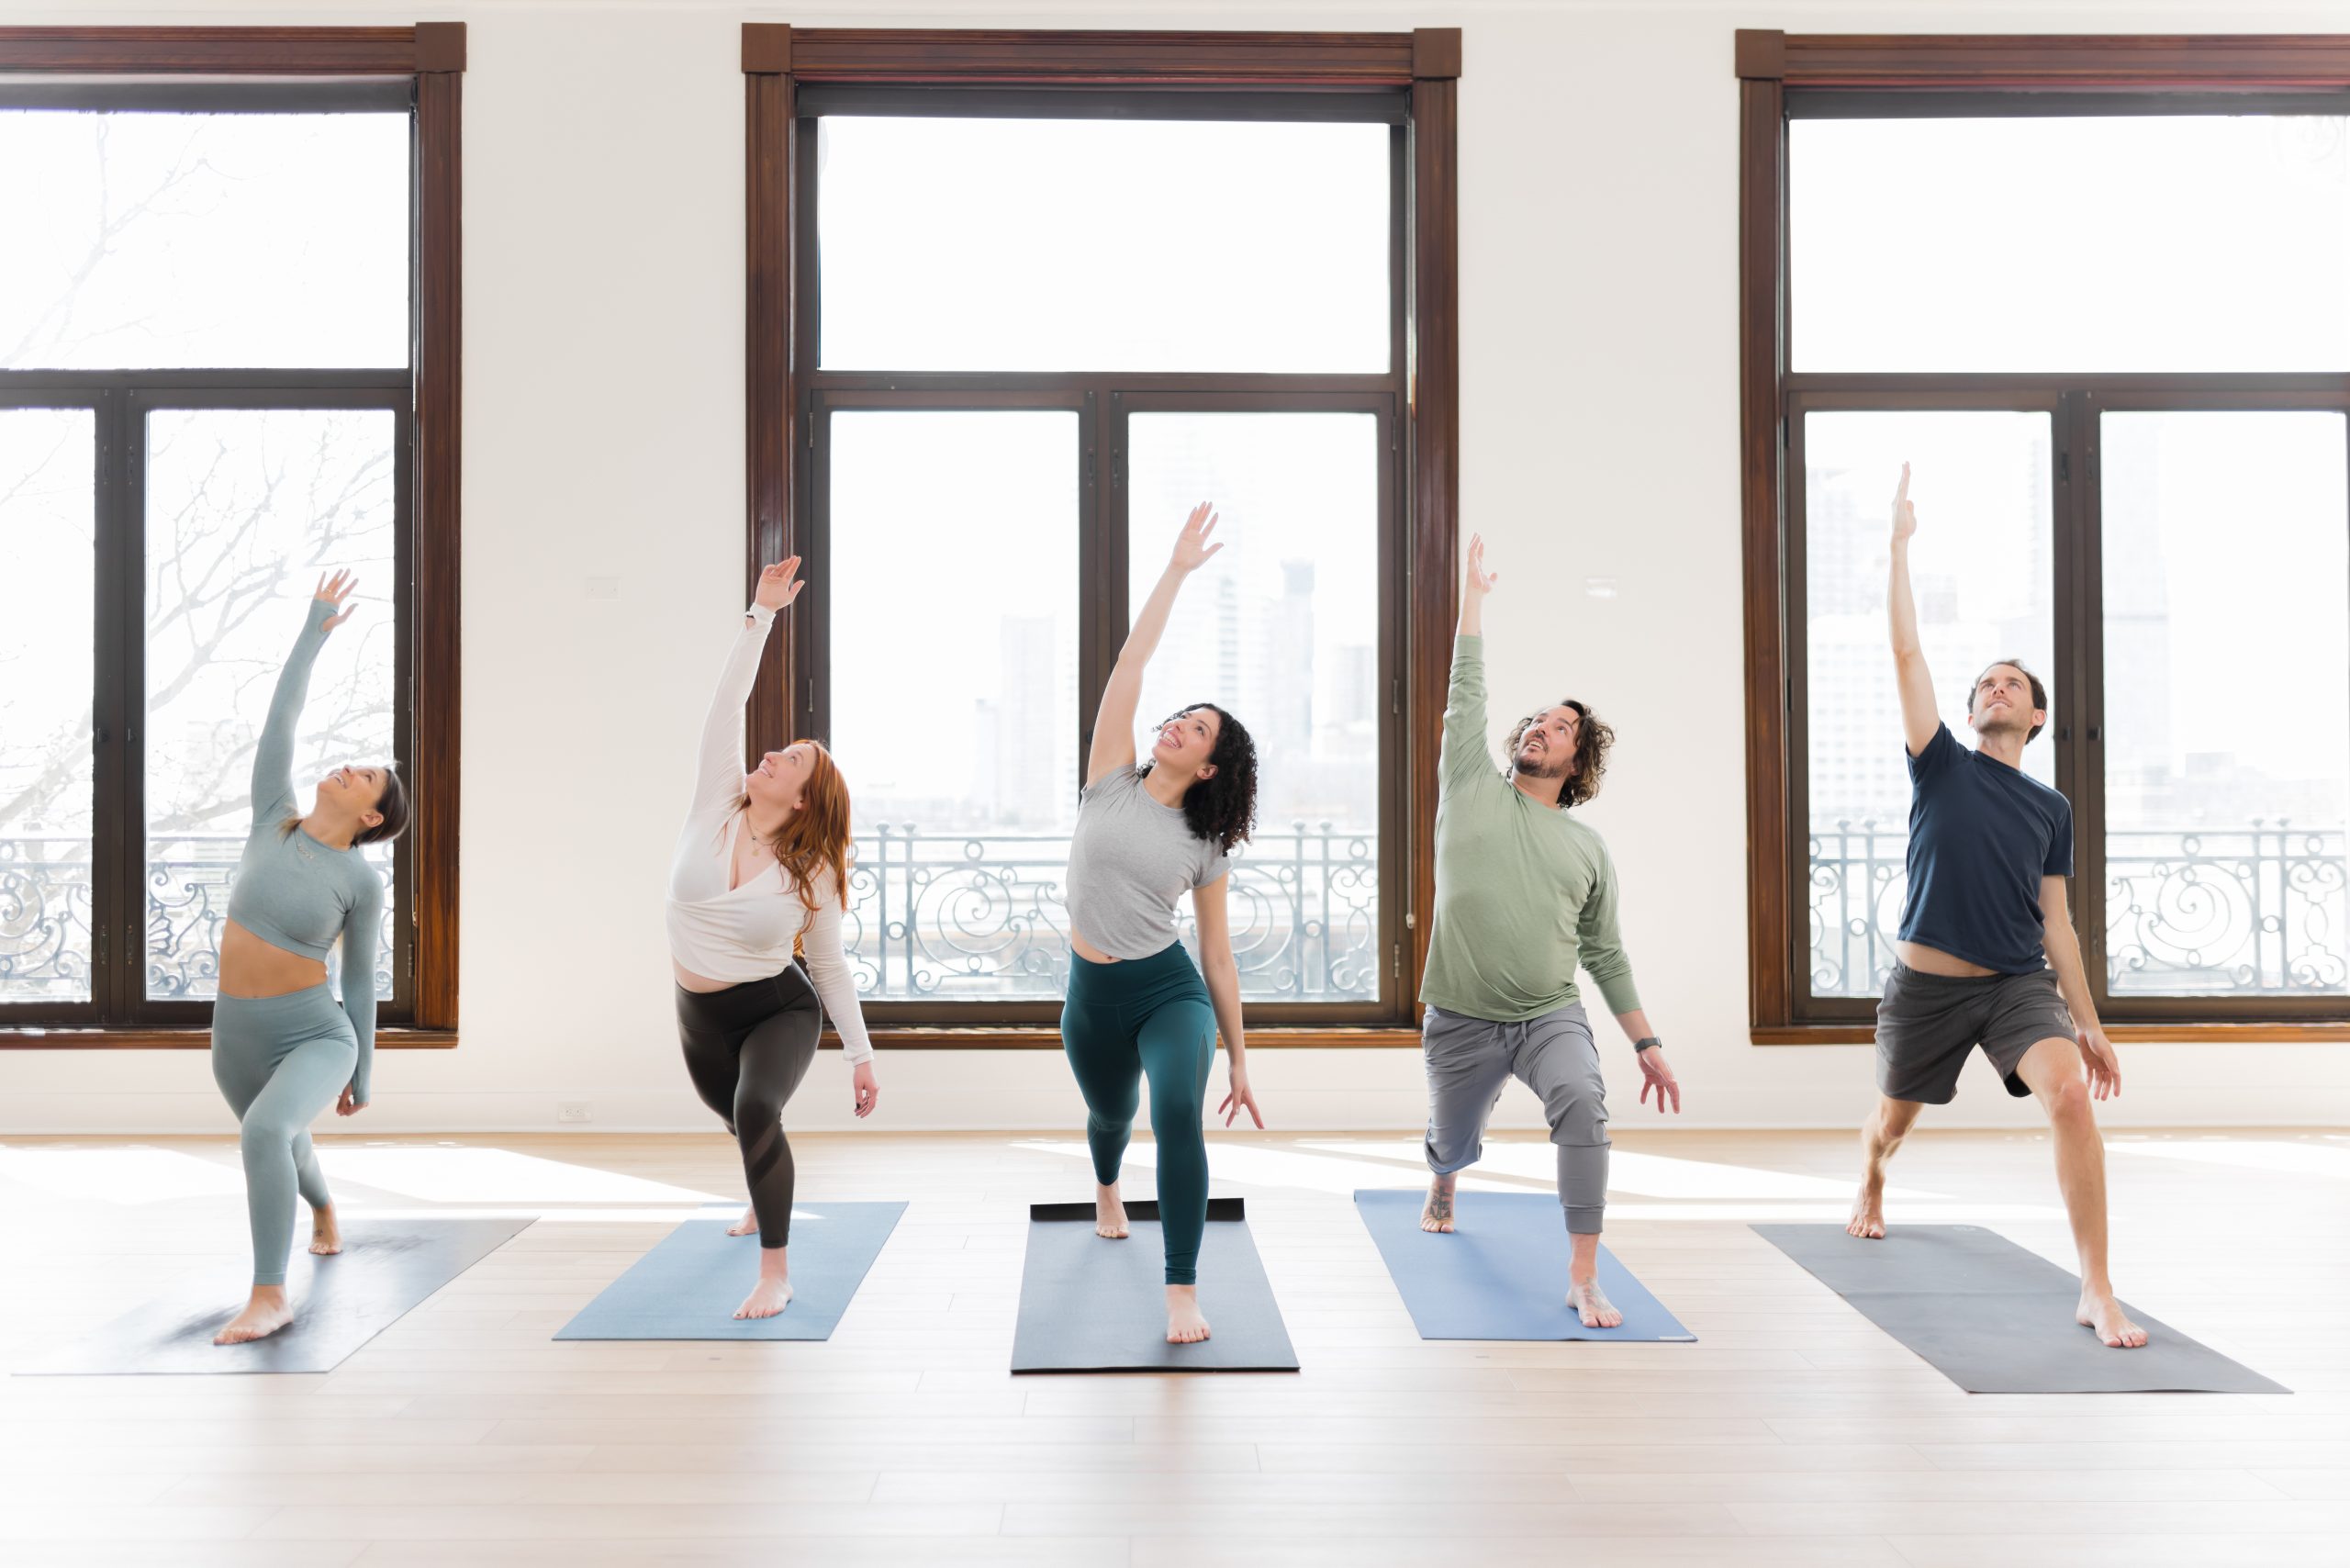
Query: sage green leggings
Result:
<box><xmin>210</xmin><ymin>985</ymin><xmax>356</xmax><ymax>1287</ymax></box>
<box><xmin>1061</xmin><ymin>942</ymin><xmax>1216</xmax><ymax>1285</ymax></box>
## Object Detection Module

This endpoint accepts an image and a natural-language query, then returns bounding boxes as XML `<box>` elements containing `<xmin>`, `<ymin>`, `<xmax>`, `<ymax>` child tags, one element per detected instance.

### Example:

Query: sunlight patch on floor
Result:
<box><xmin>0</xmin><ymin>1145</ymin><xmax>245</xmax><ymax>1204</ymax></box>
<box><xmin>1003</xmin><ymin>1137</ymin><xmax>2043</xmax><ymax>1221</ymax></box>
<box><xmin>1303</xmin><ymin>1137</ymin><xmax>1952</xmax><ymax>1203</ymax></box>
<box><xmin>2109</xmin><ymin>1137</ymin><xmax>2350</xmax><ymax>1180</ymax></box>
<box><xmin>318</xmin><ymin>1146</ymin><xmax>729</xmax><ymax>1206</ymax></box>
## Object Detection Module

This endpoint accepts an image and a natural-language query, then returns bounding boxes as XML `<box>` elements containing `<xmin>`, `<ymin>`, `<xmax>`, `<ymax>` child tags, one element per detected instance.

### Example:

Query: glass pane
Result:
<box><xmin>1128</xmin><ymin>412</ymin><xmax>1383</xmax><ymax>1002</ymax></box>
<box><xmin>0</xmin><ymin>112</ymin><xmax>408</xmax><ymax>370</ymax></box>
<box><xmin>827</xmin><ymin>409</ymin><xmax>1080</xmax><ymax>1001</ymax></box>
<box><xmin>2103</xmin><ymin>410</ymin><xmax>2350</xmax><ymax>997</ymax></box>
<box><xmin>0</xmin><ymin>409</ymin><xmax>96</xmax><ymax>1002</ymax></box>
<box><xmin>144</xmin><ymin>409</ymin><xmax>397</xmax><ymax>1000</ymax></box>
<box><xmin>818</xmin><ymin>117</ymin><xmax>1389</xmax><ymax>373</ymax></box>
<box><xmin>1803</xmin><ymin>411</ymin><xmax>2056</xmax><ymax>997</ymax></box>
<box><xmin>1792</xmin><ymin>116</ymin><xmax>2350</xmax><ymax>372</ymax></box>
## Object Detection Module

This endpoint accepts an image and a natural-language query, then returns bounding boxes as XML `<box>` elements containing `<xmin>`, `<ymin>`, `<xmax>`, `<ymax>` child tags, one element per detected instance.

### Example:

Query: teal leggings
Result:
<box><xmin>210</xmin><ymin>985</ymin><xmax>357</xmax><ymax>1287</ymax></box>
<box><xmin>1061</xmin><ymin>942</ymin><xmax>1216</xmax><ymax>1285</ymax></box>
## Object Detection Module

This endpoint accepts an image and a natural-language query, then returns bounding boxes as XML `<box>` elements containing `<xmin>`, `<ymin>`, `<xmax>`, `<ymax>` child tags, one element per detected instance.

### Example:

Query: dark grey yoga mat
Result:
<box><xmin>1754</xmin><ymin>1223</ymin><xmax>2288</xmax><ymax>1394</ymax></box>
<box><xmin>1013</xmin><ymin>1197</ymin><xmax>1299</xmax><ymax>1372</ymax></box>
<box><xmin>25</xmin><ymin>1215</ymin><xmax>534</xmax><ymax>1375</ymax></box>
<box><xmin>554</xmin><ymin>1203</ymin><xmax>905</xmax><ymax>1341</ymax></box>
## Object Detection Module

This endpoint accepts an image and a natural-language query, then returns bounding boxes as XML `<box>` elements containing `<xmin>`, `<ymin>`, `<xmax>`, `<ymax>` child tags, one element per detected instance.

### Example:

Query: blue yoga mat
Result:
<box><xmin>554</xmin><ymin>1203</ymin><xmax>905</xmax><ymax>1341</ymax></box>
<box><xmin>1354</xmin><ymin>1189</ymin><xmax>1695</xmax><ymax>1342</ymax></box>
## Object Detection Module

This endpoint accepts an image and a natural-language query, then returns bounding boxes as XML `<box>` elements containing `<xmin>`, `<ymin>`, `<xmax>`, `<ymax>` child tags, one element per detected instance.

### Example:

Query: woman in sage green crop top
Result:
<box><xmin>208</xmin><ymin>572</ymin><xmax>411</xmax><ymax>1347</ymax></box>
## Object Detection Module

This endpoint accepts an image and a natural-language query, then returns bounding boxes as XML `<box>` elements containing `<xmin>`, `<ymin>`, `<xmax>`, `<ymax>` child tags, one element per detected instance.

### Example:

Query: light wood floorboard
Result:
<box><xmin>2</xmin><ymin>1126</ymin><xmax>2343</xmax><ymax>1566</ymax></box>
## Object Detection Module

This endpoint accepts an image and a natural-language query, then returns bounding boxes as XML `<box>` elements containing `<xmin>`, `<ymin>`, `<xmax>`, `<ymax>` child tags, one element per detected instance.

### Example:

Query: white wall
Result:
<box><xmin>6</xmin><ymin>0</ymin><xmax>2348</xmax><ymax>1134</ymax></box>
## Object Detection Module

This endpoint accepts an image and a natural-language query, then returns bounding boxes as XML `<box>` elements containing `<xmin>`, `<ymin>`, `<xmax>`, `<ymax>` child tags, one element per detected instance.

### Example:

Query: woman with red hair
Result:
<box><xmin>666</xmin><ymin>557</ymin><xmax>878</xmax><ymax>1320</ymax></box>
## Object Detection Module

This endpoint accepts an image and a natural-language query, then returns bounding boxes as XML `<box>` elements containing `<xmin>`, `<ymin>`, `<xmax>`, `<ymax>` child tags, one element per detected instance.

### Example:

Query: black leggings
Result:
<box><xmin>676</xmin><ymin>967</ymin><xmax>822</xmax><ymax>1249</ymax></box>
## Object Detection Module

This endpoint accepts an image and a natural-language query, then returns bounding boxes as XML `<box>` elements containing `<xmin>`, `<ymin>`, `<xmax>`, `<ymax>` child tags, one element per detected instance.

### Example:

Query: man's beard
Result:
<box><xmin>1975</xmin><ymin>706</ymin><xmax>2029</xmax><ymax>740</ymax></box>
<box><xmin>1515</xmin><ymin>745</ymin><xmax>1570</xmax><ymax>781</ymax></box>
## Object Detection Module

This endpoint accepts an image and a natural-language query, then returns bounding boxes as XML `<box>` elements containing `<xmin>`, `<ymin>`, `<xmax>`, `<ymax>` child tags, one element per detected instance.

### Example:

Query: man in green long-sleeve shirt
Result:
<box><xmin>1418</xmin><ymin>533</ymin><xmax>1684</xmax><ymax>1327</ymax></box>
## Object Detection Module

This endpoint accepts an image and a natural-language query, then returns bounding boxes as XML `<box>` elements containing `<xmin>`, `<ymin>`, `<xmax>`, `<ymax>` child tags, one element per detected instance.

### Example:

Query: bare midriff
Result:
<box><xmin>218</xmin><ymin>919</ymin><xmax>330</xmax><ymax>999</ymax></box>
<box><xmin>1894</xmin><ymin>939</ymin><xmax>1997</xmax><ymax>979</ymax></box>
<box><xmin>1070</xmin><ymin>932</ymin><xmax>1119</xmax><ymax>965</ymax></box>
<box><xmin>673</xmin><ymin>962</ymin><xmax>736</xmax><ymax>994</ymax></box>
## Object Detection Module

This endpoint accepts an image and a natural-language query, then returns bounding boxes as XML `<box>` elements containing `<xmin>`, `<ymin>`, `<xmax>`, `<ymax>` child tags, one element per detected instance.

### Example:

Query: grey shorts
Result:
<box><xmin>1874</xmin><ymin>962</ymin><xmax>2075</xmax><ymax>1104</ymax></box>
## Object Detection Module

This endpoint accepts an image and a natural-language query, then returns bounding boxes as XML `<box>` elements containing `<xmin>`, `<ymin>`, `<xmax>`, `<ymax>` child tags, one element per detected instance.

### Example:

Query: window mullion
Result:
<box><xmin>98</xmin><ymin>387</ymin><xmax>140</xmax><ymax>1025</ymax></box>
<box><xmin>2064</xmin><ymin>391</ymin><xmax>2114</xmax><ymax>1018</ymax></box>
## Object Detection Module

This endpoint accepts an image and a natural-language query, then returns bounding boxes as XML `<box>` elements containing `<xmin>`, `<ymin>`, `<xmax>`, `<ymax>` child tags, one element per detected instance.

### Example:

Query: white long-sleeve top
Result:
<box><xmin>666</xmin><ymin>602</ymin><xmax>874</xmax><ymax>1065</ymax></box>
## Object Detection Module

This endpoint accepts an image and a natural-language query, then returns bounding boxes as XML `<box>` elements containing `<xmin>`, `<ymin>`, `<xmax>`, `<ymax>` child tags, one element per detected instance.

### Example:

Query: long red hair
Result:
<box><xmin>731</xmin><ymin>739</ymin><xmax>853</xmax><ymax>951</ymax></box>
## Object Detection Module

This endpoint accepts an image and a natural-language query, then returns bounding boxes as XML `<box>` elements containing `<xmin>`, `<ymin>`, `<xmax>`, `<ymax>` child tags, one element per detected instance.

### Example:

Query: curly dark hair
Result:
<box><xmin>1139</xmin><ymin>703</ymin><xmax>1259</xmax><ymax>852</ymax></box>
<box><xmin>1502</xmin><ymin>700</ymin><xmax>1615</xmax><ymax>810</ymax></box>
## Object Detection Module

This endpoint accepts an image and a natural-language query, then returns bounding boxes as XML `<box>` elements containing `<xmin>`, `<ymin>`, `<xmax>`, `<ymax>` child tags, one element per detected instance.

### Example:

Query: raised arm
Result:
<box><xmin>1086</xmin><ymin>503</ymin><xmax>1221</xmax><ymax>789</ymax></box>
<box><xmin>253</xmin><ymin>573</ymin><xmax>356</xmax><ymax>825</ymax></box>
<box><xmin>1440</xmin><ymin>533</ymin><xmax>1497</xmax><ymax>790</ymax></box>
<box><xmin>1887</xmin><ymin>465</ymin><xmax>1941</xmax><ymax>756</ymax></box>
<box><xmin>689</xmin><ymin>558</ymin><xmax>802</xmax><ymax>813</ymax></box>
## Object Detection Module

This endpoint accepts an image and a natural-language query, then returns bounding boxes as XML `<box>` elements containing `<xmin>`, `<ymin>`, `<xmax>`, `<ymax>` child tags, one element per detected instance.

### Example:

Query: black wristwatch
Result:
<box><xmin>1633</xmin><ymin>1036</ymin><xmax>1662</xmax><ymax>1055</ymax></box>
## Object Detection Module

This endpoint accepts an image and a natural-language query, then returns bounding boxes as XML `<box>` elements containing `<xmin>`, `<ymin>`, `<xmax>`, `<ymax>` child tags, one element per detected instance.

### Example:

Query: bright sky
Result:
<box><xmin>1793</xmin><ymin>114</ymin><xmax>2350</xmax><ymax>372</ymax></box>
<box><xmin>817</xmin><ymin>116</ymin><xmax>1390</xmax><ymax>374</ymax></box>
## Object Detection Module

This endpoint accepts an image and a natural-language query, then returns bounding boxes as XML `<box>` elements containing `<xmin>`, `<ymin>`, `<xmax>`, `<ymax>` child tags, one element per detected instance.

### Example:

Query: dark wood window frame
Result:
<box><xmin>744</xmin><ymin>26</ymin><xmax>1461</xmax><ymax>1049</ymax></box>
<box><xmin>0</xmin><ymin>24</ymin><xmax>464</xmax><ymax>1049</ymax></box>
<box><xmin>1738</xmin><ymin>28</ymin><xmax>2350</xmax><ymax>1045</ymax></box>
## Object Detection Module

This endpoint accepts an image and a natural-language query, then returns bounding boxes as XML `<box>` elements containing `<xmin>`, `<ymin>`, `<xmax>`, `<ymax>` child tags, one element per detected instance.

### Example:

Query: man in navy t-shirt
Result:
<box><xmin>1848</xmin><ymin>464</ymin><xmax>2147</xmax><ymax>1350</ymax></box>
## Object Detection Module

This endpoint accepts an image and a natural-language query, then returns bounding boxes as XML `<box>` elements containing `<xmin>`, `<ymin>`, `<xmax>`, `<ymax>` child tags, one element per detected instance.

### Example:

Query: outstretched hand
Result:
<box><xmin>2076</xmin><ymin>1027</ymin><xmax>2122</xmax><ymax>1101</ymax></box>
<box><xmin>1637</xmin><ymin>1047</ymin><xmax>1683</xmax><ymax>1114</ymax></box>
<box><xmin>754</xmin><ymin>556</ymin><xmax>804</xmax><ymax>612</ymax></box>
<box><xmin>1219</xmin><ymin>1062</ymin><xmax>1264</xmax><ymax>1129</ymax></box>
<box><xmin>1891</xmin><ymin>463</ymin><xmax>1918</xmax><ymax>543</ymax></box>
<box><xmin>1465</xmin><ymin>532</ymin><xmax>1497</xmax><ymax>596</ymax></box>
<box><xmin>1169</xmin><ymin>502</ymin><xmax>1223</xmax><ymax>574</ymax></box>
<box><xmin>314</xmin><ymin>570</ymin><xmax>360</xmax><ymax>633</ymax></box>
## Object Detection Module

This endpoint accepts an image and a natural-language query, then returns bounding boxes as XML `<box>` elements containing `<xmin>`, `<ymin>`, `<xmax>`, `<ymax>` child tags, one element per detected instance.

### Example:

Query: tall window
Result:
<box><xmin>793</xmin><ymin>92</ymin><xmax>1407</xmax><ymax>1024</ymax></box>
<box><xmin>0</xmin><ymin>84</ymin><xmax>419</xmax><ymax>1028</ymax></box>
<box><xmin>1747</xmin><ymin>61</ymin><xmax>2350</xmax><ymax>1029</ymax></box>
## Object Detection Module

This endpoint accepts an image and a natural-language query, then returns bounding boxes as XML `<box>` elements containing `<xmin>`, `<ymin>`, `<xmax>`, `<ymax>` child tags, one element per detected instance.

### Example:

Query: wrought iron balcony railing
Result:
<box><xmin>1809</xmin><ymin>819</ymin><xmax>2349</xmax><ymax>998</ymax></box>
<box><xmin>3</xmin><ymin>821</ymin><xmax>1382</xmax><ymax>1007</ymax></box>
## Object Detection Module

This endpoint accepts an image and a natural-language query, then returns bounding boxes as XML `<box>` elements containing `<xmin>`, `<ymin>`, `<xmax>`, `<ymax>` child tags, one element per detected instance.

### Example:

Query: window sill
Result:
<box><xmin>1753</xmin><ymin>1022</ymin><xmax>2350</xmax><ymax>1045</ymax></box>
<box><xmin>0</xmin><ymin>1027</ymin><xmax>458</xmax><ymax>1050</ymax></box>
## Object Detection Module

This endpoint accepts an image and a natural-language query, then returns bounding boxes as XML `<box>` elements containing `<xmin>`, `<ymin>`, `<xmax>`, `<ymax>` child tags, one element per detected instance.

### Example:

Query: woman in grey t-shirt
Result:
<box><xmin>1063</xmin><ymin>503</ymin><xmax>1264</xmax><ymax>1348</ymax></box>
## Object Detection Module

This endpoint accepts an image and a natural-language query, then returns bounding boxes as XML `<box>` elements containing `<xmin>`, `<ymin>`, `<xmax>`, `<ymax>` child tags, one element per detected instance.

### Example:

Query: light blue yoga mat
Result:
<box><xmin>1355</xmin><ymin>1189</ymin><xmax>1695</xmax><ymax>1342</ymax></box>
<box><xmin>554</xmin><ymin>1203</ymin><xmax>905</xmax><ymax>1341</ymax></box>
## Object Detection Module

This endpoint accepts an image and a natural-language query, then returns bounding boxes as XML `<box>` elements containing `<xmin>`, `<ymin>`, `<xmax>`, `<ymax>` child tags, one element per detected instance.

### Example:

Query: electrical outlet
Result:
<box><xmin>556</xmin><ymin>1102</ymin><xmax>592</xmax><ymax>1125</ymax></box>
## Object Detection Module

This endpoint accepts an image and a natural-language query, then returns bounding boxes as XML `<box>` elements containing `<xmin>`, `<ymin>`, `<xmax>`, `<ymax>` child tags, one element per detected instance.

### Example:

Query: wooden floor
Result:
<box><xmin>2</xmin><ymin>1126</ymin><xmax>2345</xmax><ymax>1567</ymax></box>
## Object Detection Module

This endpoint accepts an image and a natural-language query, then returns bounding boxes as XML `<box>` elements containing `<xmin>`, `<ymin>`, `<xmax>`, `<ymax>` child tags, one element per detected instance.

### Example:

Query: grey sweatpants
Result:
<box><xmin>1422</xmin><ymin>1002</ymin><xmax>1610</xmax><ymax>1234</ymax></box>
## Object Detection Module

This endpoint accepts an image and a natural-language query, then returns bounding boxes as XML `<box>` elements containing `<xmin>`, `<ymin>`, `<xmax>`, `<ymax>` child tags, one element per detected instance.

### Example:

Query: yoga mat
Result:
<box><xmin>25</xmin><ymin>1215</ymin><xmax>534</xmax><ymax>1375</ymax></box>
<box><xmin>1012</xmin><ymin>1197</ymin><xmax>1299</xmax><ymax>1372</ymax></box>
<box><xmin>1753</xmin><ymin>1224</ymin><xmax>2288</xmax><ymax>1394</ymax></box>
<box><xmin>1354</xmin><ymin>1189</ymin><xmax>1696</xmax><ymax>1342</ymax></box>
<box><xmin>554</xmin><ymin>1203</ymin><xmax>905</xmax><ymax>1341</ymax></box>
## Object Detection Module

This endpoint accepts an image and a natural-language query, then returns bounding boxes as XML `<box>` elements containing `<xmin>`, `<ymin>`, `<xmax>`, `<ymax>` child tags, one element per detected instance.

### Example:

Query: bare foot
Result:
<box><xmin>1166</xmin><ymin>1284</ymin><xmax>1212</xmax><ymax>1344</ymax></box>
<box><xmin>308</xmin><ymin>1204</ymin><xmax>342</xmax><ymax>1257</ymax></box>
<box><xmin>734</xmin><ymin>1245</ymin><xmax>792</xmax><ymax>1319</ymax></box>
<box><xmin>1094</xmin><ymin>1182</ymin><xmax>1129</xmax><ymax>1240</ymax></box>
<box><xmin>1846</xmin><ymin>1174</ymin><xmax>1886</xmax><ymax>1239</ymax></box>
<box><xmin>1420</xmin><ymin>1171</ymin><xmax>1458</xmax><ymax>1233</ymax></box>
<box><xmin>726</xmin><ymin>1205</ymin><xmax>758</xmax><ymax>1238</ymax></box>
<box><xmin>2077</xmin><ymin>1291</ymin><xmax>2149</xmax><ymax>1349</ymax></box>
<box><xmin>1566</xmin><ymin>1274</ymin><xmax>1623</xmax><ymax>1329</ymax></box>
<box><xmin>214</xmin><ymin>1287</ymin><xmax>294</xmax><ymax>1346</ymax></box>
